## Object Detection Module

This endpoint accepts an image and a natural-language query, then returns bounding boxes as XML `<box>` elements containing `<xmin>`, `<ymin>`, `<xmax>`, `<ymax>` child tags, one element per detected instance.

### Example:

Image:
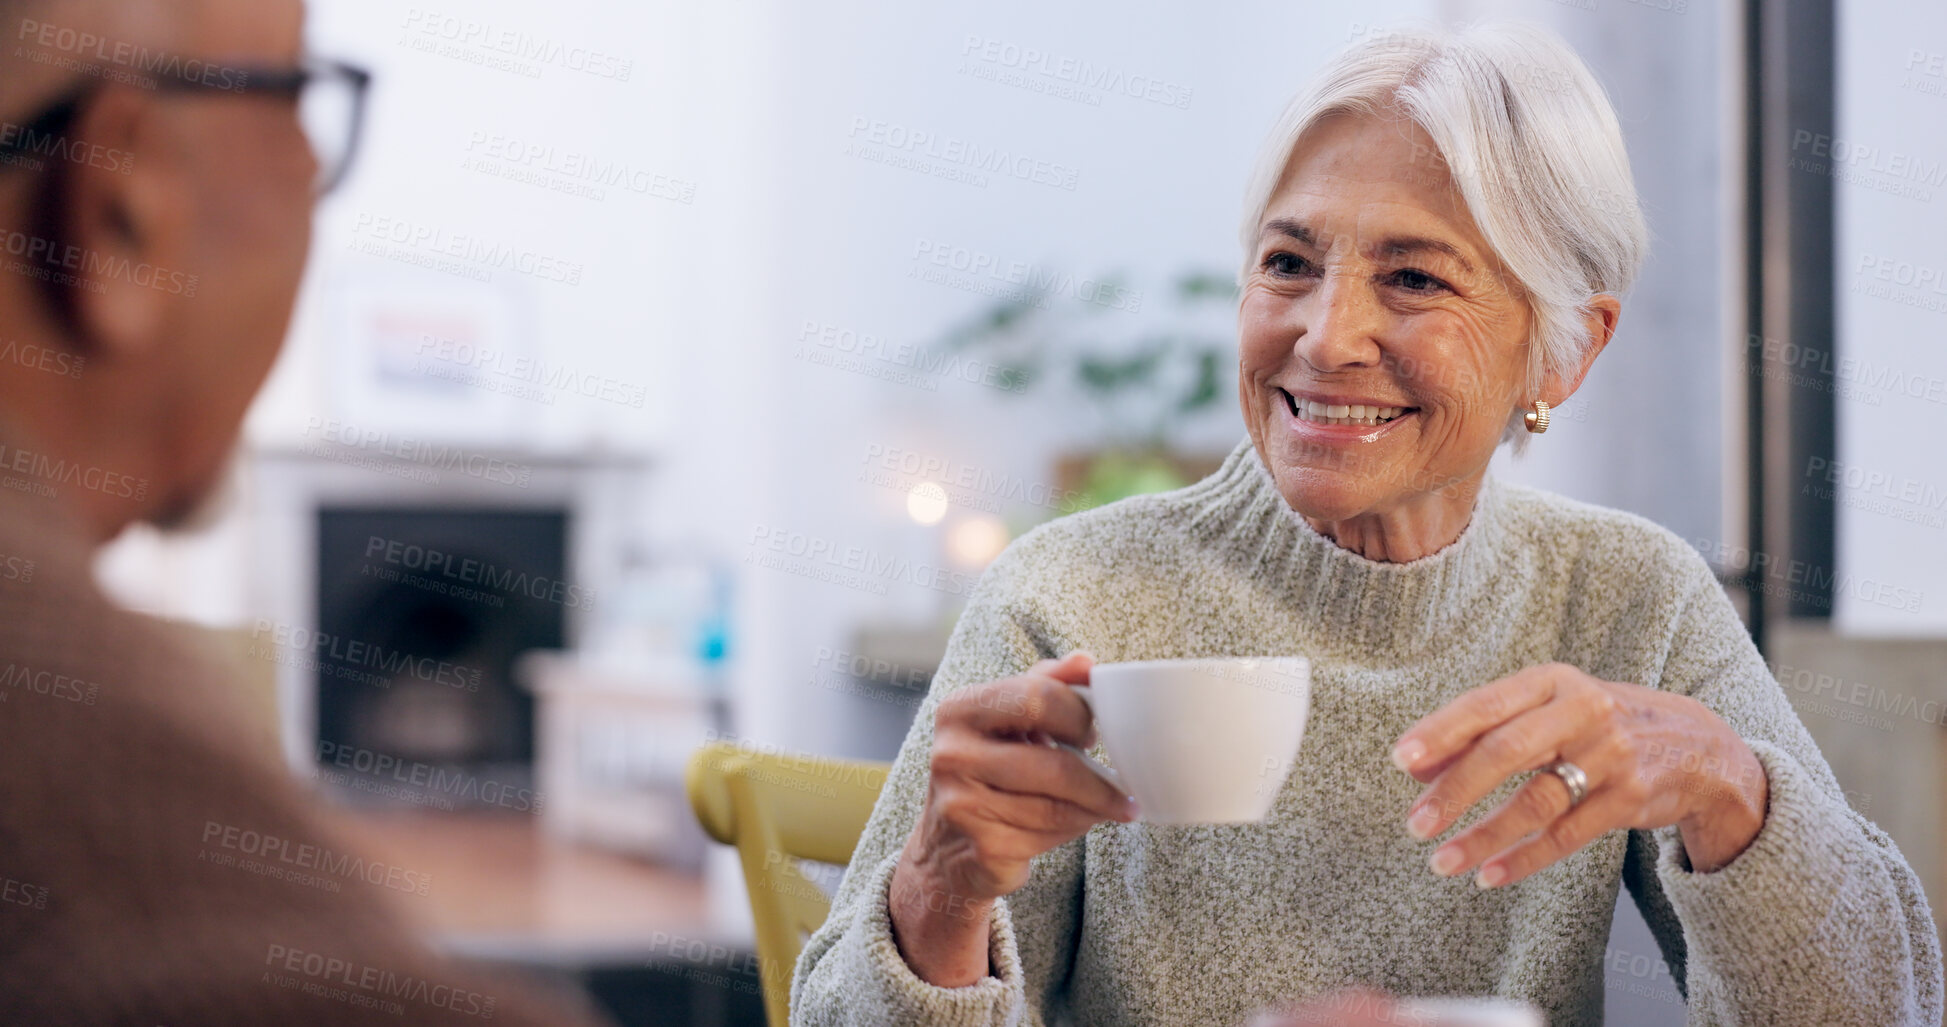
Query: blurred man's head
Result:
<box><xmin>0</xmin><ymin>0</ymin><xmax>313</xmax><ymax>540</ymax></box>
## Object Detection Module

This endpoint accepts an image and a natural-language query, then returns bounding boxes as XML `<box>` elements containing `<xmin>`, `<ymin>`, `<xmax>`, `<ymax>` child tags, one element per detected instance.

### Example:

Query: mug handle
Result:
<box><xmin>1045</xmin><ymin>684</ymin><xmax>1127</xmax><ymax>793</ymax></box>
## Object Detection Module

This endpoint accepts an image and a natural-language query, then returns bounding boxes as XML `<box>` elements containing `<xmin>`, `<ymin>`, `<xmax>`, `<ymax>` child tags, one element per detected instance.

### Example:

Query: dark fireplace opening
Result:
<box><xmin>314</xmin><ymin>507</ymin><xmax>569</xmax><ymax>807</ymax></box>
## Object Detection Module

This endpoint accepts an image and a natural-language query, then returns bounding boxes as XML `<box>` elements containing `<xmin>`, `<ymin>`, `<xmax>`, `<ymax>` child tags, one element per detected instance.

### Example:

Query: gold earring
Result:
<box><xmin>1523</xmin><ymin>399</ymin><xmax>1551</xmax><ymax>434</ymax></box>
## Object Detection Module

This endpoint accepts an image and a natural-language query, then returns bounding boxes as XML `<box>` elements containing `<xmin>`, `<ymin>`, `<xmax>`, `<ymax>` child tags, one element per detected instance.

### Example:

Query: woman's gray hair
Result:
<box><xmin>1237</xmin><ymin>22</ymin><xmax>1648</xmax><ymax>439</ymax></box>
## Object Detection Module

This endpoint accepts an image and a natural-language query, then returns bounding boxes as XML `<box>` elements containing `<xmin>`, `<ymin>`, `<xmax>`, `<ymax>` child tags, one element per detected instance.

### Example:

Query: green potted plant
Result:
<box><xmin>940</xmin><ymin>270</ymin><xmax>1238</xmax><ymax>514</ymax></box>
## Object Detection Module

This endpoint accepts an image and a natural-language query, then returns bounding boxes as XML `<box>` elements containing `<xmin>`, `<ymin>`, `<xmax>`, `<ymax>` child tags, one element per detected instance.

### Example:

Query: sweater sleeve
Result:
<box><xmin>790</xmin><ymin>556</ymin><xmax>1089</xmax><ymax>1026</ymax></box>
<box><xmin>0</xmin><ymin>552</ymin><xmax>608</xmax><ymax>1026</ymax></box>
<box><xmin>1624</xmin><ymin>555</ymin><xmax>1944</xmax><ymax>1026</ymax></box>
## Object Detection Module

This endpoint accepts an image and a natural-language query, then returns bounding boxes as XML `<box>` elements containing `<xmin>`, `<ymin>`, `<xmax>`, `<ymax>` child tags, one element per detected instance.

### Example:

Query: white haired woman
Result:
<box><xmin>791</xmin><ymin>22</ymin><xmax>1942</xmax><ymax>1027</ymax></box>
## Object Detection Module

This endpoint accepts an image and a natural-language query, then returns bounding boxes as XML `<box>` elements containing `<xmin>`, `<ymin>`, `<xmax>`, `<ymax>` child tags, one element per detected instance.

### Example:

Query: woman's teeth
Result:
<box><xmin>1287</xmin><ymin>394</ymin><xmax>1408</xmax><ymax>427</ymax></box>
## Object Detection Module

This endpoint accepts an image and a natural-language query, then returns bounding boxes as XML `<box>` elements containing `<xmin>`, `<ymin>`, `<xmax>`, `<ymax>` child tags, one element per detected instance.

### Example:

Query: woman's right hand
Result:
<box><xmin>888</xmin><ymin>650</ymin><xmax>1138</xmax><ymax>986</ymax></box>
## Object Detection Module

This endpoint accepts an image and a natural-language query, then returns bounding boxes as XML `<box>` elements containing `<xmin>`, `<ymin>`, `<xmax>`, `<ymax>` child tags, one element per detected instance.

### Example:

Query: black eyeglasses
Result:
<box><xmin>0</xmin><ymin>55</ymin><xmax>371</xmax><ymax>196</ymax></box>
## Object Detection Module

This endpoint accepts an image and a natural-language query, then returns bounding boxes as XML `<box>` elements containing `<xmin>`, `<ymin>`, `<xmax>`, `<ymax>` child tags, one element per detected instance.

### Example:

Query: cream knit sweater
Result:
<box><xmin>791</xmin><ymin>439</ymin><xmax>1943</xmax><ymax>1026</ymax></box>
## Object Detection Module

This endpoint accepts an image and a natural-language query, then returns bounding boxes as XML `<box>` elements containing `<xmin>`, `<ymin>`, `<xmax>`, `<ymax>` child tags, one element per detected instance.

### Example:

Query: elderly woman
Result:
<box><xmin>792</xmin><ymin>22</ymin><xmax>1942</xmax><ymax>1027</ymax></box>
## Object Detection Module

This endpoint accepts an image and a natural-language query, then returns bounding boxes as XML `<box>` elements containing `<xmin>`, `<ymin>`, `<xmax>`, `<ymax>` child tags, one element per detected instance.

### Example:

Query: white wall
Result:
<box><xmin>268</xmin><ymin>0</ymin><xmax>690</xmax><ymax>451</ymax></box>
<box><xmin>1460</xmin><ymin>0</ymin><xmax>1729</xmax><ymax>548</ymax></box>
<box><xmin>1834</xmin><ymin>1</ymin><xmax>1947</xmax><ymax>637</ymax></box>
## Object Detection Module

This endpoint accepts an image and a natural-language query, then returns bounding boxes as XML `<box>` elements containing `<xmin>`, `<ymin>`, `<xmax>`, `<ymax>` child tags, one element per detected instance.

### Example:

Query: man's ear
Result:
<box><xmin>1542</xmin><ymin>293</ymin><xmax>1621</xmax><ymax>406</ymax></box>
<box><xmin>62</xmin><ymin>84</ymin><xmax>192</xmax><ymax>360</ymax></box>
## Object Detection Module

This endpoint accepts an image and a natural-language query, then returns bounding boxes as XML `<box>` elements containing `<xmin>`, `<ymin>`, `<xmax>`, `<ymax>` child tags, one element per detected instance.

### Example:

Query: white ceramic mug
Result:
<box><xmin>1051</xmin><ymin>656</ymin><xmax>1311</xmax><ymax>825</ymax></box>
<box><xmin>1392</xmin><ymin>997</ymin><xmax>1547</xmax><ymax>1027</ymax></box>
<box><xmin>1242</xmin><ymin>996</ymin><xmax>1545</xmax><ymax>1027</ymax></box>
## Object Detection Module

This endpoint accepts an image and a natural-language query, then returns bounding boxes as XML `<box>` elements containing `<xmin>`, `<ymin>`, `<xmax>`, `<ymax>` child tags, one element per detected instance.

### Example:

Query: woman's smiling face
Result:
<box><xmin>1239</xmin><ymin>112</ymin><xmax>1534</xmax><ymax>528</ymax></box>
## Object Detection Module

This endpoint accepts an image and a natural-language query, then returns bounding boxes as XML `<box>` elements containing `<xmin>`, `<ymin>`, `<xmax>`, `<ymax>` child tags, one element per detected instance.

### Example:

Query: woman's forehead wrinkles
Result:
<box><xmin>1266</xmin><ymin>197</ymin><xmax>1481</xmax><ymax>266</ymax></box>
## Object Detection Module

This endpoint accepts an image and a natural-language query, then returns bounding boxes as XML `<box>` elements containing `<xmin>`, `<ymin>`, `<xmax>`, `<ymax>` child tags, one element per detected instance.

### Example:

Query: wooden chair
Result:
<box><xmin>686</xmin><ymin>741</ymin><xmax>890</xmax><ymax>1026</ymax></box>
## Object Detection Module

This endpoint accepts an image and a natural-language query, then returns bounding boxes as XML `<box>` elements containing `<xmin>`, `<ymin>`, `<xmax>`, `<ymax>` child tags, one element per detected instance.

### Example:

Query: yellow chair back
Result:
<box><xmin>686</xmin><ymin>740</ymin><xmax>890</xmax><ymax>1026</ymax></box>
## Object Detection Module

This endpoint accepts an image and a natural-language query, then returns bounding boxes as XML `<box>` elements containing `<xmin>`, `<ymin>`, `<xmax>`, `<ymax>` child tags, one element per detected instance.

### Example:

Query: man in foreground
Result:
<box><xmin>0</xmin><ymin>0</ymin><xmax>607</xmax><ymax>1021</ymax></box>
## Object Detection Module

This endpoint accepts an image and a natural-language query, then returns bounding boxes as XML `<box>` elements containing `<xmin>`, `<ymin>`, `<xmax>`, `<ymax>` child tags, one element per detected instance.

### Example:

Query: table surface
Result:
<box><xmin>323</xmin><ymin>806</ymin><xmax>722</xmax><ymax>966</ymax></box>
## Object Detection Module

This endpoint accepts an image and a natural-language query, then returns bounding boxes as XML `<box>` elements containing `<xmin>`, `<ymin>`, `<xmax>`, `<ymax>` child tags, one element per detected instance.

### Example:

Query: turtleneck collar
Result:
<box><xmin>1176</xmin><ymin>438</ymin><xmax>1511</xmax><ymax>660</ymax></box>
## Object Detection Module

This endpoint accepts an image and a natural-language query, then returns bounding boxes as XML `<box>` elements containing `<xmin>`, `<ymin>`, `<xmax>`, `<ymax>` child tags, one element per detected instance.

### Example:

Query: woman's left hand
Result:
<box><xmin>1390</xmin><ymin>662</ymin><xmax>1769</xmax><ymax>887</ymax></box>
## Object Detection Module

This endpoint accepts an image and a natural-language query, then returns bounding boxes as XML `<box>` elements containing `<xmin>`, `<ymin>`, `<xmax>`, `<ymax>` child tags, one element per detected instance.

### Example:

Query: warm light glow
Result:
<box><xmin>947</xmin><ymin>515</ymin><xmax>1010</xmax><ymax>570</ymax></box>
<box><xmin>906</xmin><ymin>481</ymin><xmax>949</xmax><ymax>524</ymax></box>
